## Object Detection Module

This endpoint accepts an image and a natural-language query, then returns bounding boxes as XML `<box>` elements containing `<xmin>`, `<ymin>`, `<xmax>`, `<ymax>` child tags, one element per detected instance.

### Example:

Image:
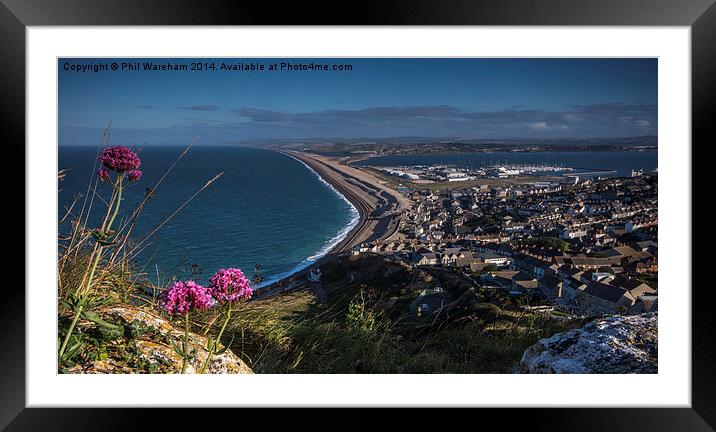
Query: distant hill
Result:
<box><xmin>240</xmin><ymin>135</ymin><xmax>657</xmax><ymax>148</ymax></box>
<box><xmin>236</xmin><ymin>136</ymin><xmax>657</xmax><ymax>156</ymax></box>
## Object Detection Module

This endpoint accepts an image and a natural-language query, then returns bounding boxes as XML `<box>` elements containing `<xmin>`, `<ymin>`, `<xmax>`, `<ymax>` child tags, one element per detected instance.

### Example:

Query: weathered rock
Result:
<box><xmin>67</xmin><ymin>305</ymin><xmax>253</xmax><ymax>374</ymax></box>
<box><xmin>519</xmin><ymin>313</ymin><xmax>657</xmax><ymax>374</ymax></box>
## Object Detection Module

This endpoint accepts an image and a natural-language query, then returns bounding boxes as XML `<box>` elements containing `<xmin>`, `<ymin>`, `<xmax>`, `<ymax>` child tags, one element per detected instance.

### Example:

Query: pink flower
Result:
<box><xmin>162</xmin><ymin>280</ymin><xmax>214</xmax><ymax>315</ymax></box>
<box><xmin>127</xmin><ymin>169</ymin><xmax>142</xmax><ymax>181</ymax></box>
<box><xmin>99</xmin><ymin>145</ymin><xmax>141</xmax><ymax>173</ymax></box>
<box><xmin>209</xmin><ymin>268</ymin><xmax>253</xmax><ymax>305</ymax></box>
<box><xmin>97</xmin><ymin>168</ymin><xmax>110</xmax><ymax>182</ymax></box>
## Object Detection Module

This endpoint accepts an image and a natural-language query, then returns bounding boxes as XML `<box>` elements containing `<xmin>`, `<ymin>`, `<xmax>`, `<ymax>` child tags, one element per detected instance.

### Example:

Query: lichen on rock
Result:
<box><xmin>66</xmin><ymin>305</ymin><xmax>253</xmax><ymax>374</ymax></box>
<box><xmin>519</xmin><ymin>312</ymin><xmax>657</xmax><ymax>374</ymax></box>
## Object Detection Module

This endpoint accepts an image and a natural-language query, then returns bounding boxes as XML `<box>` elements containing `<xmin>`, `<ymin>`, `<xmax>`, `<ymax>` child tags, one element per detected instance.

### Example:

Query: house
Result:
<box><xmin>441</xmin><ymin>249</ymin><xmax>467</xmax><ymax>266</ymax></box>
<box><xmin>429</xmin><ymin>229</ymin><xmax>445</xmax><ymax>241</ymax></box>
<box><xmin>556</xmin><ymin>264</ymin><xmax>583</xmax><ymax>280</ymax></box>
<box><xmin>474</xmin><ymin>251</ymin><xmax>509</xmax><ymax>266</ymax></box>
<box><xmin>512</xmin><ymin>254</ymin><xmax>551</xmax><ymax>278</ymax></box>
<box><xmin>633</xmin><ymin>258</ymin><xmax>658</xmax><ymax>273</ymax></box>
<box><xmin>512</xmin><ymin>271</ymin><xmax>538</xmax><ymax>292</ymax></box>
<box><xmin>574</xmin><ymin>281</ymin><xmax>636</xmax><ymax>314</ymax></box>
<box><xmin>627</xmin><ymin>295</ymin><xmax>658</xmax><ymax>315</ymax></box>
<box><xmin>610</xmin><ymin>275</ymin><xmax>657</xmax><ymax>298</ymax></box>
<box><xmin>353</xmin><ymin>243</ymin><xmax>372</xmax><ymax>254</ymax></box>
<box><xmin>561</xmin><ymin>227</ymin><xmax>588</xmax><ymax>239</ymax></box>
<box><xmin>570</xmin><ymin>256</ymin><xmax>614</xmax><ymax>269</ymax></box>
<box><xmin>562</xmin><ymin>278</ymin><xmax>587</xmax><ymax>302</ymax></box>
<box><xmin>628</xmin><ymin>240</ymin><xmax>658</xmax><ymax>255</ymax></box>
<box><xmin>502</xmin><ymin>219</ymin><xmax>526</xmax><ymax>233</ymax></box>
<box><xmin>416</xmin><ymin>252</ymin><xmax>439</xmax><ymax>266</ymax></box>
<box><xmin>599</xmin><ymin>246</ymin><xmax>654</xmax><ymax>265</ymax></box>
<box><xmin>538</xmin><ymin>274</ymin><xmax>563</xmax><ymax>299</ymax></box>
<box><xmin>580</xmin><ymin>270</ymin><xmax>615</xmax><ymax>284</ymax></box>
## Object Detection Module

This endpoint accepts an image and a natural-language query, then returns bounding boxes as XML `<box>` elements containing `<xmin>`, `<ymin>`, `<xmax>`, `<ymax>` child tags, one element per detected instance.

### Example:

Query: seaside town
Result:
<box><xmin>348</xmin><ymin>165</ymin><xmax>658</xmax><ymax>317</ymax></box>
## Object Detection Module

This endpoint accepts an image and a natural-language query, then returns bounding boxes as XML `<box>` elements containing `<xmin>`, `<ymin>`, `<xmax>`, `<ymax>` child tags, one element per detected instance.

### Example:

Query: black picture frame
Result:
<box><xmin>4</xmin><ymin>0</ymin><xmax>712</xmax><ymax>430</ymax></box>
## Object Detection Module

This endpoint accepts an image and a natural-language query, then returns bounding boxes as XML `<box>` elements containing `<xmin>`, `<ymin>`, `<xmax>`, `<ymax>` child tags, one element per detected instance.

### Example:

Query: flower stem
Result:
<box><xmin>78</xmin><ymin>245</ymin><xmax>104</xmax><ymax>295</ymax></box>
<box><xmin>181</xmin><ymin>312</ymin><xmax>190</xmax><ymax>374</ymax></box>
<box><xmin>199</xmin><ymin>306</ymin><xmax>231</xmax><ymax>374</ymax></box>
<box><xmin>106</xmin><ymin>174</ymin><xmax>124</xmax><ymax>231</ymax></box>
<box><xmin>62</xmin><ymin>175</ymin><xmax>124</xmax><ymax>360</ymax></box>
<box><xmin>80</xmin><ymin>174</ymin><xmax>122</xmax><ymax>297</ymax></box>
<box><xmin>100</xmin><ymin>180</ymin><xmax>119</xmax><ymax>231</ymax></box>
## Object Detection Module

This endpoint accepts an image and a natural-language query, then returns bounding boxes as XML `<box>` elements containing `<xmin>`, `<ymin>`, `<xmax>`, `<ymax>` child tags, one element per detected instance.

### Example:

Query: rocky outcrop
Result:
<box><xmin>519</xmin><ymin>313</ymin><xmax>657</xmax><ymax>374</ymax></box>
<box><xmin>67</xmin><ymin>305</ymin><xmax>253</xmax><ymax>374</ymax></box>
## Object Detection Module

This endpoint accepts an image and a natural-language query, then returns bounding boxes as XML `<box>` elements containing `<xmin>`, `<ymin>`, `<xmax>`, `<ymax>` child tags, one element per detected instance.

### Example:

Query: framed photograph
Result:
<box><xmin>6</xmin><ymin>0</ymin><xmax>713</xmax><ymax>429</ymax></box>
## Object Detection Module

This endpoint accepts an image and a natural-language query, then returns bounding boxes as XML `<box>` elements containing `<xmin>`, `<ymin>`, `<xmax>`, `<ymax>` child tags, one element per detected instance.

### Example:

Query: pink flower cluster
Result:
<box><xmin>209</xmin><ymin>268</ymin><xmax>253</xmax><ymax>305</ymax></box>
<box><xmin>99</xmin><ymin>145</ymin><xmax>142</xmax><ymax>173</ymax></box>
<box><xmin>160</xmin><ymin>268</ymin><xmax>252</xmax><ymax>316</ymax></box>
<box><xmin>127</xmin><ymin>169</ymin><xmax>142</xmax><ymax>181</ymax></box>
<box><xmin>162</xmin><ymin>280</ymin><xmax>214</xmax><ymax>316</ymax></box>
<box><xmin>97</xmin><ymin>168</ymin><xmax>110</xmax><ymax>182</ymax></box>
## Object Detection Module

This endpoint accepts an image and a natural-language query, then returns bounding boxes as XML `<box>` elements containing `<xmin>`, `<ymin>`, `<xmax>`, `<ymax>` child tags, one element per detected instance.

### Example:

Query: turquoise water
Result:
<box><xmin>355</xmin><ymin>151</ymin><xmax>658</xmax><ymax>177</ymax></box>
<box><xmin>58</xmin><ymin>146</ymin><xmax>358</xmax><ymax>286</ymax></box>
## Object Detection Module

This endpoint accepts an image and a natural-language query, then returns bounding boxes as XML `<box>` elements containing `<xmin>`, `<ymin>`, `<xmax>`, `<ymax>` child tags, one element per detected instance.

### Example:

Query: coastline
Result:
<box><xmin>254</xmin><ymin>150</ymin><xmax>408</xmax><ymax>295</ymax></box>
<box><xmin>284</xmin><ymin>151</ymin><xmax>410</xmax><ymax>251</ymax></box>
<box><xmin>253</xmin><ymin>153</ymin><xmax>360</xmax><ymax>289</ymax></box>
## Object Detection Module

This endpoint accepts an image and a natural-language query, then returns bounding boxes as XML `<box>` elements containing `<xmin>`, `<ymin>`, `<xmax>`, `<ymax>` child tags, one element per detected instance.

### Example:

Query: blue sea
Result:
<box><xmin>58</xmin><ymin>146</ymin><xmax>358</xmax><ymax>287</ymax></box>
<box><xmin>355</xmin><ymin>151</ymin><xmax>658</xmax><ymax>177</ymax></box>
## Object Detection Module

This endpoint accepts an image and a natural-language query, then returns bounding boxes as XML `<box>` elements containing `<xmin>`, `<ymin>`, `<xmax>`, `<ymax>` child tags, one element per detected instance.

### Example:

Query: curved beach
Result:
<box><xmin>255</xmin><ymin>151</ymin><xmax>408</xmax><ymax>297</ymax></box>
<box><xmin>285</xmin><ymin>151</ymin><xmax>409</xmax><ymax>252</ymax></box>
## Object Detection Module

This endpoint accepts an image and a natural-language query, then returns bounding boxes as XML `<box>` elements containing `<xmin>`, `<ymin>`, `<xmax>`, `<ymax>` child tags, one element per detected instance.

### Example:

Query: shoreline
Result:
<box><xmin>285</xmin><ymin>151</ymin><xmax>410</xmax><ymax>251</ymax></box>
<box><xmin>253</xmin><ymin>153</ymin><xmax>361</xmax><ymax>289</ymax></box>
<box><xmin>254</xmin><ymin>150</ymin><xmax>408</xmax><ymax>296</ymax></box>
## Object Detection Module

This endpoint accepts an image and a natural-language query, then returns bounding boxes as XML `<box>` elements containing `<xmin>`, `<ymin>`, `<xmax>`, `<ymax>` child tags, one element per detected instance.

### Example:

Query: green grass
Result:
<box><xmin>220</xmin><ymin>284</ymin><xmax>583</xmax><ymax>374</ymax></box>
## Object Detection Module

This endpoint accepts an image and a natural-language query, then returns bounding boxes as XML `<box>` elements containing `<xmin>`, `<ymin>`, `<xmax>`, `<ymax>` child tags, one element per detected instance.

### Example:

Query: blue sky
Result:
<box><xmin>59</xmin><ymin>58</ymin><xmax>657</xmax><ymax>145</ymax></box>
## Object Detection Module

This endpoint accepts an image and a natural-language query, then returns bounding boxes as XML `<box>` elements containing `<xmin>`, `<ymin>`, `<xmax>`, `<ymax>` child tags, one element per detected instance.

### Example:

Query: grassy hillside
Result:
<box><xmin>218</xmin><ymin>254</ymin><xmax>585</xmax><ymax>374</ymax></box>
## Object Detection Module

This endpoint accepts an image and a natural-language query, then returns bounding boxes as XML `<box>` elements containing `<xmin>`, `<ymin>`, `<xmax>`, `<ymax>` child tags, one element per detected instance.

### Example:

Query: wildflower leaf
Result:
<box><xmin>92</xmin><ymin>229</ymin><xmax>118</xmax><ymax>246</ymax></box>
<box><xmin>60</xmin><ymin>335</ymin><xmax>83</xmax><ymax>363</ymax></box>
<box><xmin>170</xmin><ymin>339</ymin><xmax>185</xmax><ymax>357</ymax></box>
<box><xmin>80</xmin><ymin>310</ymin><xmax>123</xmax><ymax>331</ymax></box>
<box><xmin>62</xmin><ymin>292</ymin><xmax>84</xmax><ymax>311</ymax></box>
<box><xmin>99</xmin><ymin>325</ymin><xmax>124</xmax><ymax>341</ymax></box>
<box><xmin>84</xmin><ymin>296</ymin><xmax>114</xmax><ymax>309</ymax></box>
<box><xmin>59</xmin><ymin>299</ymin><xmax>74</xmax><ymax>311</ymax></box>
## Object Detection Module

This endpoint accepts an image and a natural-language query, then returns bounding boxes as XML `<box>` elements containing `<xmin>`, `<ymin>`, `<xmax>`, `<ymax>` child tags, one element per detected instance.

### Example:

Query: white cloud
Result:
<box><xmin>529</xmin><ymin>122</ymin><xmax>568</xmax><ymax>131</ymax></box>
<box><xmin>620</xmin><ymin>116</ymin><xmax>651</xmax><ymax>127</ymax></box>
